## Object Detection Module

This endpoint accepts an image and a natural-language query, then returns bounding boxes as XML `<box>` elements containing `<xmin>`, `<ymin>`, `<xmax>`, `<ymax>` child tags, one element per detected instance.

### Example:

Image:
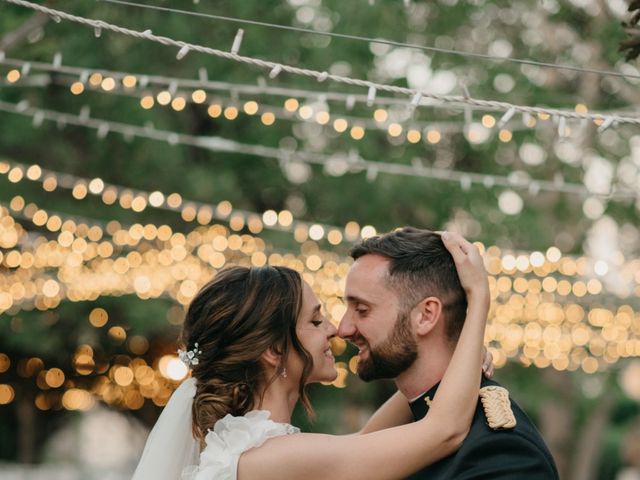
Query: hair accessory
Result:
<box><xmin>178</xmin><ymin>342</ymin><xmax>203</xmax><ymax>367</ymax></box>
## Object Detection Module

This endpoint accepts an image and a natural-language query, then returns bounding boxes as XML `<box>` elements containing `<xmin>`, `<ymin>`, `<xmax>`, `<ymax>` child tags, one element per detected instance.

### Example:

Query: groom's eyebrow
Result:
<box><xmin>344</xmin><ymin>294</ymin><xmax>371</xmax><ymax>305</ymax></box>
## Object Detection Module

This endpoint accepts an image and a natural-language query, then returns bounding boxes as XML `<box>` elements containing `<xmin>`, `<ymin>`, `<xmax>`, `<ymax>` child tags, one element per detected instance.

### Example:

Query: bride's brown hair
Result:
<box><xmin>179</xmin><ymin>266</ymin><xmax>314</xmax><ymax>442</ymax></box>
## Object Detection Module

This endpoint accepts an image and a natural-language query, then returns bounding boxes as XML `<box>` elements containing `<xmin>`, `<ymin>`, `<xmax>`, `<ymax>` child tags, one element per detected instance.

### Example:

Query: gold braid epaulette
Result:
<box><xmin>479</xmin><ymin>386</ymin><xmax>517</xmax><ymax>430</ymax></box>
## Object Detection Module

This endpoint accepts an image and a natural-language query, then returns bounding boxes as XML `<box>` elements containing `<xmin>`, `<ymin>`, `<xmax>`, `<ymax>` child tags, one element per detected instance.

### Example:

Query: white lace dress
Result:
<box><xmin>182</xmin><ymin>410</ymin><xmax>300</xmax><ymax>480</ymax></box>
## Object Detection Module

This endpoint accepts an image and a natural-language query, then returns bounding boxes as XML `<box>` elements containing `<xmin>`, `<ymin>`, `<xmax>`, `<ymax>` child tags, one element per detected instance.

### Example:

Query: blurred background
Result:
<box><xmin>0</xmin><ymin>0</ymin><xmax>639</xmax><ymax>478</ymax></box>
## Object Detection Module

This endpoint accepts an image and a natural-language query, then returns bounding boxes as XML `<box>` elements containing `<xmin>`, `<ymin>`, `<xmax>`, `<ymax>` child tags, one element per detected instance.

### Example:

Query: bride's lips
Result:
<box><xmin>323</xmin><ymin>346</ymin><xmax>335</xmax><ymax>361</ymax></box>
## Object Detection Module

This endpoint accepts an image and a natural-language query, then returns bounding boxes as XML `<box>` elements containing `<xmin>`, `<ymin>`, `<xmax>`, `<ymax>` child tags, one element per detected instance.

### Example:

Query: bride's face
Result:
<box><xmin>292</xmin><ymin>281</ymin><xmax>338</xmax><ymax>384</ymax></box>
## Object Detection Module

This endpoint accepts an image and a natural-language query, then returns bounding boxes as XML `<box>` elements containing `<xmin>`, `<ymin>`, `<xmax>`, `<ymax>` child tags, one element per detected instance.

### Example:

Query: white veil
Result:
<box><xmin>132</xmin><ymin>377</ymin><xmax>200</xmax><ymax>480</ymax></box>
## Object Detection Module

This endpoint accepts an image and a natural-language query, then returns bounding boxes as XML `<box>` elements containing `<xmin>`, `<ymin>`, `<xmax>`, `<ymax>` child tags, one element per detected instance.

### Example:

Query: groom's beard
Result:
<box><xmin>356</xmin><ymin>309</ymin><xmax>418</xmax><ymax>382</ymax></box>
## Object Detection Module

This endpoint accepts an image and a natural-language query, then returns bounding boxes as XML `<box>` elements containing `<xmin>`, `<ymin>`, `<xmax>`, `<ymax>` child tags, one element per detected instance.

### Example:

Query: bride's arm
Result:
<box><xmin>239</xmin><ymin>232</ymin><xmax>489</xmax><ymax>480</ymax></box>
<box><xmin>356</xmin><ymin>391</ymin><xmax>413</xmax><ymax>434</ymax></box>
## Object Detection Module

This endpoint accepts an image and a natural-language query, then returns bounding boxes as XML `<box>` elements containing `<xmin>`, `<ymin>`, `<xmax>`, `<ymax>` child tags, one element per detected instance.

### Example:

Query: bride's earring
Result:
<box><xmin>281</xmin><ymin>368</ymin><xmax>287</xmax><ymax>378</ymax></box>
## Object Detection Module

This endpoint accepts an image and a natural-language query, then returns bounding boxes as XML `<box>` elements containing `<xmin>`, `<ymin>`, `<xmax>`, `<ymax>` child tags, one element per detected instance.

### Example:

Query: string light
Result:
<box><xmin>6</xmin><ymin>69</ymin><xmax>21</xmax><ymax>83</ymax></box>
<box><xmin>4</xmin><ymin>211</ymin><xmax>640</xmax><ymax>383</ymax></box>
<box><xmin>4</xmin><ymin>191</ymin><xmax>636</xmax><ymax>309</ymax></box>
<box><xmin>1</xmin><ymin>1</ymin><xmax>639</xmax><ymax>405</ymax></box>
<box><xmin>69</xmin><ymin>0</ymin><xmax>640</xmax><ymax>83</ymax></box>
<box><xmin>5</xmin><ymin>100</ymin><xmax>635</xmax><ymax>201</ymax></box>
<box><xmin>3</xmin><ymin>1</ymin><xmax>639</xmax><ymax>127</ymax></box>
<box><xmin>4</xmin><ymin>55</ymin><xmax>631</xmax><ymax>142</ymax></box>
<box><xmin>1</xmin><ymin>201</ymin><xmax>354</xmax><ymax>320</ymax></box>
<box><xmin>59</xmin><ymin>74</ymin><xmax>508</xmax><ymax>138</ymax></box>
<box><xmin>70</xmin><ymin>81</ymin><xmax>84</xmax><ymax>95</ymax></box>
<box><xmin>1</xmin><ymin>197</ymin><xmax>639</xmax><ymax>409</ymax></box>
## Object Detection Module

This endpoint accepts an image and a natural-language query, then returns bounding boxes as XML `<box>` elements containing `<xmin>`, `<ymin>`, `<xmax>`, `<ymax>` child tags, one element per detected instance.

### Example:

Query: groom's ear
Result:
<box><xmin>411</xmin><ymin>297</ymin><xmax>443</xmax><ymax>336</ymax></box>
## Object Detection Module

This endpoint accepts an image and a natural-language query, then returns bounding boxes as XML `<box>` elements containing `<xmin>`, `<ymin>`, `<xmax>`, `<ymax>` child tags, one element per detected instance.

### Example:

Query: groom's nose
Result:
<box><xmin>337</xmin><ymin>310</ymin><xmax>355</xmax><ymax>339</ymax></box>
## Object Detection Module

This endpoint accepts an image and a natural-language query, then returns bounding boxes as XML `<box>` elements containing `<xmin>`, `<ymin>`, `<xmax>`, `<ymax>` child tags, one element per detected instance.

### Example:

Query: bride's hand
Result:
<box><xmin>482</xmin><ymin>348</ymin><xmax>494</xmax><ymax>378</ymax></box>
<box><xmin>441</xmin><ymin>231</ymin><xmax>489</xmax><ymax>308</ymax></box>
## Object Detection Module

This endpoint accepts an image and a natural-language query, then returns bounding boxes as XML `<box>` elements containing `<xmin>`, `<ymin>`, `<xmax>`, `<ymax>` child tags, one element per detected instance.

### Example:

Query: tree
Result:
<box><xmin>0</xmin><ymin>1</ymin><xmax>638</xmax><ymax>477</ymax></box>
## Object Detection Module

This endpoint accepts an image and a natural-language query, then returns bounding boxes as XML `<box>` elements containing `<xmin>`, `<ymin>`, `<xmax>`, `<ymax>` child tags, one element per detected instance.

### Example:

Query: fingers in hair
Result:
<box><xmin>442</xmin><ymin>231</ymin><xmax>472</xmax><ymax>257</ymax></box>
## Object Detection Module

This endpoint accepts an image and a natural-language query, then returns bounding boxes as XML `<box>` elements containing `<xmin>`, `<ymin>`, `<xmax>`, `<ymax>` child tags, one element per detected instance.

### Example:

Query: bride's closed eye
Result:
<box><xmin>311</xmin><ymin>311</ymin><xmax>327</xmax><ymax>327</ymax></box>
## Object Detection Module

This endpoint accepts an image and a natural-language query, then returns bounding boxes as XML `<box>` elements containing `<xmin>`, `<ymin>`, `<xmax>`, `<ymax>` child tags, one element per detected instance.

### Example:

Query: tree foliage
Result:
<box><xmin>0</xmin><ymin>1</ymin><xmax>639</xmax><ymax>478</ymax></box>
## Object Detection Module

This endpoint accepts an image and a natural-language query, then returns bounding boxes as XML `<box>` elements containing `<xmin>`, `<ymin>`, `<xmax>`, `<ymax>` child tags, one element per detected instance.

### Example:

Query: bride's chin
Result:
<box><xmin>326</xmin><ymin>368</ymin><xmax>338</xmax><ymax>382</ymax></box>
<box><xmin>305</xmin><ymin>366</ymin><xmax>339</xmax><ymax>384</ymax></box>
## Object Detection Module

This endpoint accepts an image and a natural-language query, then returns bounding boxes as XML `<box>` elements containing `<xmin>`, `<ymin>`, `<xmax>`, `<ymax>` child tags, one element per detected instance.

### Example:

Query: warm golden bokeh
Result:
<box><xmin>0</xmin><ymin>157</ymin><xmax>639</xmax><ymax>409</ymax></box>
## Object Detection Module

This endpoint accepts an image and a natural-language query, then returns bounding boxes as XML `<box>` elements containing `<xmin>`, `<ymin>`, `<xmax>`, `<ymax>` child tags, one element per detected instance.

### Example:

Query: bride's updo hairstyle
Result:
<box><xmin>179</xmin><ymin>266</ymin><xmax>314</xmax><ymax>441</ymax></box>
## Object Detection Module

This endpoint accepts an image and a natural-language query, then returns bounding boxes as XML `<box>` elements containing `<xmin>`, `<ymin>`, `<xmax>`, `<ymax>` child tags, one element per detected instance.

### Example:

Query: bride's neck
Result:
<box><xmin>254</xmin><ymin>379</ymin><xmax>299</xmax><ymax>424</ymax></box>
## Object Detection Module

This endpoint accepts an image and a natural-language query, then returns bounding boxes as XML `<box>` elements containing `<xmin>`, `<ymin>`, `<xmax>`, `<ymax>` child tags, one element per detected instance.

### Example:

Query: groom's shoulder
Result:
<box><xmin>407</xmin><ymin>377</ymin><xmax>559</xmax><ymax>479</ymax></box>
<box><xmin>465</xmin><ymin>378</ymin><xmax>558</xmax><ymax>470</ymax></box>
<box><xmin>470</xmin><ymin>378</ymin><xmax>542</xmax><ymax>440</ymax></box>
<box><xmin>474</xmin><ymin>378</ymin><xmax>541</xmax><ymax>432</ymax></box>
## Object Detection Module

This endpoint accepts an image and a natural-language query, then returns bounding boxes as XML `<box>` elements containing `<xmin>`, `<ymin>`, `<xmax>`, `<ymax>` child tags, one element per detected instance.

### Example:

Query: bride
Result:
<box><xmin>132</xmin><ymin>232</ymin><xmax>490</xmax><ymax>480</ymax></box>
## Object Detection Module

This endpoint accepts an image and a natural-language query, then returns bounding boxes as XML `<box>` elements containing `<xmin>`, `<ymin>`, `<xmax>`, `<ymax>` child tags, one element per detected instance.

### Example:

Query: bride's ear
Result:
<box><xmin>260</xmin><ymin>347</ymin><xmax>282</xmax><ymax>369</ymax></box>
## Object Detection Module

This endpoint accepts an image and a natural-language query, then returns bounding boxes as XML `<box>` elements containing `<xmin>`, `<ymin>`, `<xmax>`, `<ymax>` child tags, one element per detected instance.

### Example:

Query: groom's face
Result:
<box><xmin>338</xmin><ymin>254</ymin><xmax>418</xmax><ymax>381</ymax></box>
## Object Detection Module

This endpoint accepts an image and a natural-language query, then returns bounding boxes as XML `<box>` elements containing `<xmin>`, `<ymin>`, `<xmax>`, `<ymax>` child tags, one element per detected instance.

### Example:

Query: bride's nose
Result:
<box><xmin>327</xmin><ymin>321</ymin><xmax>338</xmax><ymax>338</ymax></box>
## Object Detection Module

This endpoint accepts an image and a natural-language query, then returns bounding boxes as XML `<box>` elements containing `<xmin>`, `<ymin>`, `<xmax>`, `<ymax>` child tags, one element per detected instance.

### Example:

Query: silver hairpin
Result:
<box><xmin>177</xmin><ymin>342</ymin><xmax>203</xmax><ymax>367</ymax></box>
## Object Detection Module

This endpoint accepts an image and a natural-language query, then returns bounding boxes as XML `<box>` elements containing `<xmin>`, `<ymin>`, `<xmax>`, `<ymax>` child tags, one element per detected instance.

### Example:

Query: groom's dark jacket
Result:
<box><xmin>407</xmin><ymin>377</ymin><xmax>559</xmax><ymax>480</ymax></box>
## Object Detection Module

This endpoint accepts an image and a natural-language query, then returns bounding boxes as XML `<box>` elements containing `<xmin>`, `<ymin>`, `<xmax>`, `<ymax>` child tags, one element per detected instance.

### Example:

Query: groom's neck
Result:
<box><xmin>394</xmin><ymin>340</ymin><xmax>454</xmax><ymax>400</ymax></box>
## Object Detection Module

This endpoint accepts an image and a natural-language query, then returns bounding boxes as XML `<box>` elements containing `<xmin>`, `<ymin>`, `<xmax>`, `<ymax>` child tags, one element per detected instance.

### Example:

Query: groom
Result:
<box><xmin>338</xmin><ymin>227</ymin><xmax>559</xmax><ymax>479</ymax></box>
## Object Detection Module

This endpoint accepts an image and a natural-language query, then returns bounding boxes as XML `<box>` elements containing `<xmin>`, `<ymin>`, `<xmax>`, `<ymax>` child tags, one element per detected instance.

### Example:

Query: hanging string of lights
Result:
<box><xmin>3</xmin><ymin>208</ymin><xmax>640</xmax><ymax>408</ymax></box>
<box><xmin>4</xmin><ymin>64</ymin><xmax>538</xmax><ymax>139</ymax></box>
<box><xmin>3</xmin><ymin>184</ymin><xmax>639</xmax><ymax>323</ymax></box>
<box><xmin>1</xmin><ymin>0</ymin><xmax>640</xmax><ymax>413</ymax></box>
<box><xmin>3</xmin><ymin>0</ymin><xmax>640</xmax><ymax>127</ymax></box>
<box><xmin>3</xmin><ymin>55</ymin><xmax>633</xmax><ymax>134</ymax></box>
<box><xmin>0</xmin><ymin>160</ymin><xmax>365</xmax><ymax>246</ymax></box>
<box><xmin>1</xmin><ymin>198</ymin><xmax>349</xmax><ymax>317</ymax></box>
<box><xmin>1</xmin><ymin>99</ymin><xmax>635</xmax><ymax>201</ymax></box>
<box><xmin>3</xmin><ymin>193</ymin><xmax>640</xmax><ymax>412</ymax></box>
<box><xmin>98</xmin><ymin>0</ymin><xmax>640</xmax><ymax>82</ymax></box>
<box><xmin>3</xmin><ymin>158</ymin><xmax>640</xmax><ymax>286</ymax></box>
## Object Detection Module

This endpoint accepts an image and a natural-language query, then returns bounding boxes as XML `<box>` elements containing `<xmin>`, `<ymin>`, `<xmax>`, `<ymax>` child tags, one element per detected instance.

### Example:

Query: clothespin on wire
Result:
<box><xmin>231</xmin><ymin>29</ymin><xmax>244</xmax><ymax>55</ymax></box>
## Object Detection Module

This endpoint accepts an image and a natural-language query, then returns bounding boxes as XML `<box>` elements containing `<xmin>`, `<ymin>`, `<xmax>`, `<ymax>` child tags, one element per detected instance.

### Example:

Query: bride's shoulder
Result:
<box><xmin>188</xmin><ymin>411</ymin><xmax>299</xmax><ymax>480</ymax></box>
<box><xmin>208</xmin><ymin>410</ymin><xmax>300</xmax><ymax>448</ymax></box>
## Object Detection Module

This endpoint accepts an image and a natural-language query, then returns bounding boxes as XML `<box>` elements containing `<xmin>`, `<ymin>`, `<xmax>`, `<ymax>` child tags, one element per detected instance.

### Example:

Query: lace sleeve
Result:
<box><xmin>184</xmin><ymin>411</ymin><xmax>299</xmax><ymax>480</ymax></box>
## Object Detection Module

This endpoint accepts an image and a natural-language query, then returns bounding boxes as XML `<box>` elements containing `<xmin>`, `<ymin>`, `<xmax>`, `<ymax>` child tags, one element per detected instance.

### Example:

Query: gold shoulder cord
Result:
<box><xmin>479</xmin><ymin>386</ymin><xmax>517</xmax><ymax>430</ymax></box>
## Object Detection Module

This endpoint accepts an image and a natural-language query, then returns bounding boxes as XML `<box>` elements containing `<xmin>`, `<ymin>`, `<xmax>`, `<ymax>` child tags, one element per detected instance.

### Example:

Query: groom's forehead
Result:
<box><xmin>348</xmin><ymin>254</ymin><xmax>390</xmax><ymax>281</ymax></box>
<box><xmin>345</xmin><ymin>254</ymin><xmax>397</xmax><ymax>298</ymax></box>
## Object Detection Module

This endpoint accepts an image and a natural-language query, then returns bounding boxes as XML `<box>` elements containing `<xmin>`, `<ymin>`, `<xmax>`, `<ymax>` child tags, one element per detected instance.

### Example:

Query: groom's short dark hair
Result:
<box><xmin>350</xmin><ymin>227</ymin><xmax>468</xmax><ymax>342</ymax></box>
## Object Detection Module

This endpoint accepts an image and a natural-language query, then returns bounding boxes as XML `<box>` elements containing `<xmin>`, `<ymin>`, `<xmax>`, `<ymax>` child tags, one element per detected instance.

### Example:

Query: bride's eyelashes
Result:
<box><xmin>311</xmin><ymin>312</ymin><xmax>329</xmax><ymax>327</ymax></box>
